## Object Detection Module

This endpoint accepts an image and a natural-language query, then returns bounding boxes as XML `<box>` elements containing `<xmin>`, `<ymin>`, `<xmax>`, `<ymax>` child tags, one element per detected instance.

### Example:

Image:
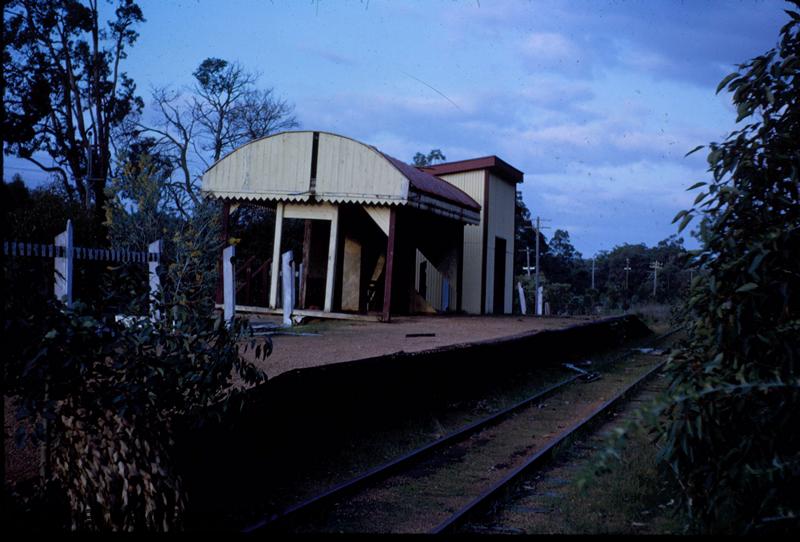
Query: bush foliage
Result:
<box><xmin>662</xmin><ymin>6</ymin><xmax>800</xmax><ymax>532</ymax></box>
<box><xmin>588</xmin><ymin>6</ymin><xmax>799</xmax><ymax>534</ymax></box>
<box><xmin>4</xmin><ymin>153</ymin><xmax>270</xmax><ymax>531</ymax></box>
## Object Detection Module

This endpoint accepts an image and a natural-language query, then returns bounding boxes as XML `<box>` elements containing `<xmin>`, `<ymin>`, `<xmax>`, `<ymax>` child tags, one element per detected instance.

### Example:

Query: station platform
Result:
<box><xmin>239</xmin><ymin>314</ymin><xmax>604</xmax><ymax>380</ymax></box>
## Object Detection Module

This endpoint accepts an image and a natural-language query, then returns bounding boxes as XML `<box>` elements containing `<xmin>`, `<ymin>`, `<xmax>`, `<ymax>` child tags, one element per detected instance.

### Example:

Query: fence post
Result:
<box><xmin>148</xmin><ymin>240</ymin><xmax>162</xmax><ymax>321</ymax></box>
<box><xmin>223</xmin><ymin>244</ymin><xmax>236</xmax><ymax>324</ymax></box>
<box><xmin>54</xmin><ymin>220</ymin><xmax>74</xmax><ymax>307</ymax></box>
<box><xmin>536</xmin><ymin>285</ymin><xmax>544</xmax><ymax>316</ymax></box>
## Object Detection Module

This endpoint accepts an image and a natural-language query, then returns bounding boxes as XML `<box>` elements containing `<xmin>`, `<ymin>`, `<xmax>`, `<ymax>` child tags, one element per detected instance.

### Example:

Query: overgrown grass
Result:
<box><xmin>492</xmin><ymin>375</ymin><xmax>690</xmax><ymax>535</ymax></box>
<box><xmin>630</xmin><ymin>302</ymin><xmax>674</xmax><ymax>334</ymax></box>
<box><xmin>561</xmin><ymin>424</ymin><xmax>687</xmax><ymax>534</ymax></box>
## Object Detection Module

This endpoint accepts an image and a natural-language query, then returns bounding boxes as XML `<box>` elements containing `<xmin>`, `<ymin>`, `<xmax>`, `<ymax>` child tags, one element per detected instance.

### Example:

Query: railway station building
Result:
<box><xmin>201</xmin><ymin>131</ymin><xmax>523</xmax><ymax>321</ymax></box>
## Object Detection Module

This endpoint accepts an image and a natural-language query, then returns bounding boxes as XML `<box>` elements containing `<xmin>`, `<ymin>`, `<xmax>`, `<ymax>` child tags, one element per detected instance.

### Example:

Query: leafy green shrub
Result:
<box><xmin>663</xmin><ymin>7</ymin><xmax>800</xmax><ymax>532</ymax></box>
<box><xmin>5</xmin><ymin>281</ymin><xmax>268</xmax><ymax>530</ymax></box>
<box><xmin>588</xmin><ymin>7</ymin><xmax>799</xmax><ymax>534</ymax></box>
<box><xmin>5</xmin><ymin>151</ymin><xmax>270</xmax><ymax>530</ymax></box>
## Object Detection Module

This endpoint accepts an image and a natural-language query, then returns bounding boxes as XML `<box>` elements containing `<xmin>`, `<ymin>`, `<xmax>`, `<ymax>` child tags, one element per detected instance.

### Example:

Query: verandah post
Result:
<box><xmin>223</xmin><ymin>244</ymin><xmax>236</xmax><ymax>324</ymax></box>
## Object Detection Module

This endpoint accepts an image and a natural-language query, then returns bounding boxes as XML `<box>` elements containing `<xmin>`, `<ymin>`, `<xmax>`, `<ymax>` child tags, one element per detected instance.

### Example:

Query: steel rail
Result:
<box><xmin>430</xmin><ymin>353</ymin><xmax>672</xmax><ymax>534</ymax></box>
<box><xmin>242</xmin><ymin>374</ymin><xmax>580</xmax><ymax>533</ymax></box>
<box><xmin>242</xmin><ymin>326</ymin><xmax>681</xmax><ymax>533</ymax></box>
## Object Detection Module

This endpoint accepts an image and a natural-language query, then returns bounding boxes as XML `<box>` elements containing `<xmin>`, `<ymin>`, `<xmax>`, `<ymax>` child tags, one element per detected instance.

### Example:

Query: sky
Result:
<box><xmin>4</xmin><ymin>0</ymin><xmax>791</xmax><ymax>257</ymax></box>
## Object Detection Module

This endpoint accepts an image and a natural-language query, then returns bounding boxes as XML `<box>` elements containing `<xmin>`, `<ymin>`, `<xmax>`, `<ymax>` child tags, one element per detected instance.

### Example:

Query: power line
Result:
<box><xmin>624</xmin><ymin>258</ymin><xmax>632</xmax><ymax>290</ymax></box>
<box><xmin>533</xmin><ymin>216</ymin><xmax>551</xmax><ymax>316</ymax></box>
<box><xmin>649</xmin><ymin>260</ymin><xmax>663</xmax><ymax>296</ymax></box>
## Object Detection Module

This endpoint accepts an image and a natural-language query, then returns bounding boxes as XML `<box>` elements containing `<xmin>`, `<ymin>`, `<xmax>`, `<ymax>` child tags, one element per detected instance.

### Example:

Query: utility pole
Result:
<box><xmin>532</xmin><ymin>216</ymin><xmax>552</xmax><ymax>315</ymax></box>
<box><xmin>521</xmin><ymin>245</ymin><xmax>533</xmax><ymax>276</ymax></box>
<box><xmin>591</xmin><ymin>258</ymin><xmax>595</xmax><ymax>290</ymax></box>
<box><xmin>534</xmin><ymin>217</ymin><xmax>540</xmax><ymax>301</ymax></box>
<box><xmin>649</xmin><ymin>261</ymin><xmax>663</xmax><ymax>297</ymax></box>
<box><xmin>624</xmin><ymin>258</ymin><xmax>631</xmax><ymax>290</ymax></box>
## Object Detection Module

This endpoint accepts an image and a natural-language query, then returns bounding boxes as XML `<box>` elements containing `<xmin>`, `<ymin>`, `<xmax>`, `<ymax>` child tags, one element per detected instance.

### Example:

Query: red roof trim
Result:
<box><xmin>421</xmin><ymin>155</ymin><xmax>524</xmax><ymax>184</ymax></box>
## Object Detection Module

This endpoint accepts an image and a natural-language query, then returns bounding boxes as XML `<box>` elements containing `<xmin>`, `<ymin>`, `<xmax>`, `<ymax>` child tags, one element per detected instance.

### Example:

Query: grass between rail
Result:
<box><xmin>479</xmin><ymin>370</ymin><xmax>689</xmax><ymax>535</ymax></box>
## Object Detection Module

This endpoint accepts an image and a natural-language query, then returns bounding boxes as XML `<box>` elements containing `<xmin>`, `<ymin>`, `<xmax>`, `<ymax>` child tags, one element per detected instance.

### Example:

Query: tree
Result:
<box><xmin>230</xmin><ymin>87</ymin><xmax>300</xmax><ymax>146</ymax></box>
<box><xmin>662</xmin><ymin>7</ymin><xmax>800</xmax><ymax>532</ymax></box>
<box><xmin>142</xmin><ymin>57</ymin><xmax>298</xmax><ymax>208</ymax></box>
<box><xmin>541</xmin><ymin>229</ymin><xmax>581</xmax><ymax>285</ymax></box>
<box><xmin>591</xmin><ymin>8</ymin><xmax>800</xmax><ymax>534</ymax></box>
<box><xmin>134</xmin><ymin>87</ymin><xmax>200</xmax><ymax>213</ymax></box>
<box><xmin>589</xmin><ymin>237</ymin><xmax>689</xmax><ymax>310</ymax></box>
<box><xmin>5</xmin><ymin>152</ymin><xmax>270</xmax><ymax>531</ymax></box>
<box><xmin>412</xmin><ymin>149</ymin><xmax>446</xmax><ymax>167</ymax></box>
<box><xmin>3</xmin><ymin>0</ymin><xmax>144</xmax><ymax>226</ymax></box>
<box><xmin>191</xmin><ymin>58</ymin><xmax>258</xmax><ymax>164</ymax></box>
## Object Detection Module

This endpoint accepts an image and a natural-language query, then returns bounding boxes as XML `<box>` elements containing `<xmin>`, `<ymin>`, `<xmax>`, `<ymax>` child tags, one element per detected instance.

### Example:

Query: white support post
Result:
<box><xmin>148</xmin><ymin>239</ymin><xmax>162</xmax><ymax>321</ymax></box>
<box><xmin>517</xmin><ymin>281</ymin><xmax>527</xmax><ymax>315</ymax></box>
<box><xmin>269</xmin><ymin>202</ymin><xmax>284</xmax><ymax>309</ymax></box>
<box><xmin>223</xmin><ymin>244</ymin><xmax>236</xmax><ymax>324</ymax></box>
<box><xmin>281</xmin><ymin>250</ymin><xmax>294</xmax><ymax>327</ymax></box>
<box><xmin>536</xmin><ymin>285</ymin><xmax>544</xmax><ymax>316</ymax></box>
<box><xmin>324</xmin><ymin>208</ymin><xmax>339</xmax><ymax>313</ymax></box>
<box><xmin>54</xmin><ymin>220</ymin><xmax>73</xmax><ymax>307</ymax></box>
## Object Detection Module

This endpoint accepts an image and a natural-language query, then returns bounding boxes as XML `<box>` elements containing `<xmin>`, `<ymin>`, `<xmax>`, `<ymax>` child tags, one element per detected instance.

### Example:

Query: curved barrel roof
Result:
<box><xmin>201</xmin><ymin>131</ymin><xmax>480</xmax><ymax>223</ymax></box>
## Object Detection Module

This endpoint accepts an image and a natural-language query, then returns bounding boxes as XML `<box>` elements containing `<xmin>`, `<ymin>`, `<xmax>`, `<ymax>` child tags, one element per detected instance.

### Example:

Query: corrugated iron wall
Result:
<box><xmin>485</xmin><ymin>173</ymin><xmax>516</xmax><ymax>314</ymax></box>
<box><xmin>414</xmin><ymin>249</ymin><xmax>457</xmax><ymax>312</ymax></box>
<box><xmin>435</xmin><ymin>170</ymin><xmax>485</xmax><ymax>314</ymax></box>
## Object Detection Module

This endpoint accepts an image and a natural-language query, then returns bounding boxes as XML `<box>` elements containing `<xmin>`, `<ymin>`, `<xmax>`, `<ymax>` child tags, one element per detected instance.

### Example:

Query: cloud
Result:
<box><xmin>438</xmin><ymin>0</ymin><xmax>788</xmax><ymax>88</ymax></box>
<box><xmin>521</xmin><ymin>159</ymin><xmax>704</xmax><ymax>255</ymax></box>
<box><xmin>308</xmin><ymin>48</ymin><xmax>358</xmax><ymax>67</ymax></box>
<box><xmin>520</xmin><ymin>32</ymin><xmax>579</xmax><ymax>62</ymax></box>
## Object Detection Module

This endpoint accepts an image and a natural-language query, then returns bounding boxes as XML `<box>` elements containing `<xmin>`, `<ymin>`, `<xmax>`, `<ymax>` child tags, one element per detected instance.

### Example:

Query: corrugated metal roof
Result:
<box><xmin>380</xmin><ymin>152</ymin><xmax>481</xmax><ymax>212</ymax></box>
<box><xmin>202</xmin><ymin>131</ymin><xmax>481</xmax><ymax>216</ymax></box>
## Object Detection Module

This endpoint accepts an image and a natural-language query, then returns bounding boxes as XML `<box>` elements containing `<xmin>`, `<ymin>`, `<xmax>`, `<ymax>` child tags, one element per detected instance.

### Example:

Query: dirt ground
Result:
<box><xmin>240</xmin><ymin>314</ymin><xmax>599</xmax><ymax>379</ymax></box>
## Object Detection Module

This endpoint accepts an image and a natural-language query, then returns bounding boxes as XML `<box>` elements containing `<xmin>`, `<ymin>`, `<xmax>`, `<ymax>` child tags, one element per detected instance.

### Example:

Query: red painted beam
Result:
<box><xmin>381</xmin><ymin>208</ymin><xmax>397</xmax><ymax>323</ymax></box>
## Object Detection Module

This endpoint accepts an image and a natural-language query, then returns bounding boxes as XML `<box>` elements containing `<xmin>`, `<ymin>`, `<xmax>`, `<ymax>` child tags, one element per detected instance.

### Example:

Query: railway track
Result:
<box><xmin>457</xmin><ymin>374</ymin><xmax>674</xmax><ymax>535</ymax></box>
<box><xmin>243</xmin><ymin>327</ymin><xmax>681</xmax><ymax>534</ymax></box>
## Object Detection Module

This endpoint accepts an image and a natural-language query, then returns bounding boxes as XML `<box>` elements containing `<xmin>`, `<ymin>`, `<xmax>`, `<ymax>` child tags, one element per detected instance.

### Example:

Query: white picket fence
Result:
<box><xmin>5</xmin><ymin>220</ymin><xmax>251</xmax><ymax>327</ymax></box>
<box><xmin>4</xmin><ymin>220</ymin><xmax>162</xmax><ymax>317</ymax></box>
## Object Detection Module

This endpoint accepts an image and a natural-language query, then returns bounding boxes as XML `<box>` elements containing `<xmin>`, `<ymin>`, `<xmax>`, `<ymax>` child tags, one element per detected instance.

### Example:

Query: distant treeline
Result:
<box><xmin>514</xmin><ymin>192</ymin><xmax>690</xmax><ymax>315</ymax></box>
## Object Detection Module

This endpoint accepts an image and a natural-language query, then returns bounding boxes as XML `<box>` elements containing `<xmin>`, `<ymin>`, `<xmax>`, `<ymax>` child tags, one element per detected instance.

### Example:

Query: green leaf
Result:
<box><xmin>716</xmin><ymin>72</ymin><xmax>740</xmax><ymax>94</ymax></box>
<box><xmin>736</xmin><ymin>283</ymin><xmax>759</xmax><ymax>293</ymax></box>
<box><xmin>686</xmin><ymin>181</ymin><xmax>707</xmax><ymax>190</ymax></box>
<box><xmin>685</xmin><ymin>145</ymin><xmax>705</xmax><ymax>157</ymax></box>
<box><xmin>748</xmin><ymin>253</ymin><xmax>766</xmax><ymax>275</ymax></box>
<box><xmin>678</xmin><ymin>213</ymin><xmax>694</xmax><ymax>233</ymax></box>
<box><xmin>672</xmin><ymin>209</ymin><xmax>688</xmax><ymax>224</ymax></box>
<box><xmin>736</xmin><ymin>101</ymin><xmax>752</xmax><ymax>122</ymax></box>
